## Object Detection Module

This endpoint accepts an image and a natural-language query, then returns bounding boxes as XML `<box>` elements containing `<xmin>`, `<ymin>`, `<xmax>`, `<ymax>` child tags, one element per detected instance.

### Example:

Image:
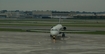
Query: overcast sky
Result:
<box><xmin>0</xmin><ymin>0</ymin><xmax>105</xmax><ymax>12</ymax></box>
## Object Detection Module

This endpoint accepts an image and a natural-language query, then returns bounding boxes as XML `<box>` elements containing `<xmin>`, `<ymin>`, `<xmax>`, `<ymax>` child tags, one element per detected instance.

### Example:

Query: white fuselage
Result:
<box><xmin>50</xmin><ymin>24</ymin><xmax>63</xmax><ymax>36</ymax></box>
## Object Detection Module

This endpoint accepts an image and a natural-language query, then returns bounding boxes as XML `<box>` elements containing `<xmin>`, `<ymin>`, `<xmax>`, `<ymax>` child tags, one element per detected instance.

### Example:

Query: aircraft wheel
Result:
<box><xmin>50</xmin><ymin>35</ymin><xmax>52</xmax><ymax>37</ymax></box>
<box><xmin>62</xmin><ymin>33</ymin><xmax>65</xmax><ymax>38</ymax></box>
<box><xmin>52</xmin><ymin>36</ymin><xmax>55</xmax><ymax>39</ymax></box>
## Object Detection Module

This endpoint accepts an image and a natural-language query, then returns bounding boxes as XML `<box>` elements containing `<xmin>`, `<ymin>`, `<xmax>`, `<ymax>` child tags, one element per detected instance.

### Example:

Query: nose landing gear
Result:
<box><xmin>50</xmin><ymin>35</ymin><xmax>56</xmax><ymax>39</ymax></box>
<box><xmin>52</xmin><ymin>36</ymin><xmax>56</xmax><ymax>39</ymax></box>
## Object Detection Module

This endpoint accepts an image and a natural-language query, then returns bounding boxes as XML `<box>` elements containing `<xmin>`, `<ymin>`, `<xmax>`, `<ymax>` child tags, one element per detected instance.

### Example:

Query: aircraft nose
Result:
<box><xmin>51</xmin><ymin>31</ymin><xmax>58</xmax><ymax>36</ymax></box>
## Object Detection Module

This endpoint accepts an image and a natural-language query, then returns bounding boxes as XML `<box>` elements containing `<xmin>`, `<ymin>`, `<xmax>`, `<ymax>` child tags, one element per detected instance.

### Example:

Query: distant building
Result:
<box><xmin>52</xmin><ymin>11</ymin><xmax>74</xmax><ymax>18</ymax></box>
<box><xmin>0</xmin><ymin>13</ymin><xmax>7</xmax><ymax>18</ymax></box>
<box><xmin>0</xmin><ymin>10</ymin><xmax>105</xmax><ymax>19</ymax></box>
<box><xmin>74</xmin><ymin>13</ymin><xmax>105</xmax><ymax>19</ymax></box>
<box><xmin>75</xmin><ymin>13</ymin><xmax>94</xmax><ymax>16</ymax></box>
<box><xmin>32</xmin><ymin>10</ymin><xmax>52</xmax><ymax>18</ymax></box>
<box><xmin>6</xmin><ymin>11</ymin><xmax>20</xmax><ymax>18</ymax></box>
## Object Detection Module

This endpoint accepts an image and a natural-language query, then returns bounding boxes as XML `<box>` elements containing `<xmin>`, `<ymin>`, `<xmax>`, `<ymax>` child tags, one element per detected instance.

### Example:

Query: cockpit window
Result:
<box><xmin>51</xmin><ymin>29</ymin><xmax>58</xmax><ymax>31</ymax></box>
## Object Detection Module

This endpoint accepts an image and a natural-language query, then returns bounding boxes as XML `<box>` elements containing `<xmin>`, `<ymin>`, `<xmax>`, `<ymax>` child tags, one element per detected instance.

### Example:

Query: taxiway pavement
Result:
<box><xmin>0</xmin><ymin>31</ymin><xmax>105</xmax><ymax>54</ymax></box>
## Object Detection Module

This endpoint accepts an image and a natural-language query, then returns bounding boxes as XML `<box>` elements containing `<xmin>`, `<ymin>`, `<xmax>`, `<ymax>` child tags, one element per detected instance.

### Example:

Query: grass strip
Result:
<box><xmin>0</xmin><ymin>24</ymin><xmax>105</xmax><ymax>27</ymax></box>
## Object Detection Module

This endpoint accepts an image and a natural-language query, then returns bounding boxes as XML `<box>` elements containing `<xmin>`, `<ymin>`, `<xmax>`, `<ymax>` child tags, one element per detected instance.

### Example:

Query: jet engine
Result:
<box><xmin>63</xmin><ymin>27</ymin><xmax>66</xmax><ymax>30</ymax></box>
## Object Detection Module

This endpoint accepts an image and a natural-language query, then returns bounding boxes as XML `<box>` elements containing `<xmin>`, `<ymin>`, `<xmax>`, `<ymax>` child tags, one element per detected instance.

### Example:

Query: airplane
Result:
<box><xmin>50</xmin><ymin>17</ymin><xmax>66</xmax><ymax>39</ymax></box>
<box><xmin>26</xmin><ymin>17</ymin><xmax>67</xmax><ymax>40</ymax></box>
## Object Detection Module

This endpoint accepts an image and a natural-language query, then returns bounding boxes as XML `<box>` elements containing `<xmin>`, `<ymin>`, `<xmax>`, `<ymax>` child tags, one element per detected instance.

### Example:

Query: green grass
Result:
<box><xmin>0</xmin><ymin>23</ymin><xmax>105</xmax><ymax>27</ymax></box>
<box><xmin>0</xmin><ymin>19</ymin><xmax>105</xmax><ymax>27</ymax></box>
<box><xmin>0</xmin><ymin>19</ymin><xmax>105</xmax><ymax>34</ymax></box>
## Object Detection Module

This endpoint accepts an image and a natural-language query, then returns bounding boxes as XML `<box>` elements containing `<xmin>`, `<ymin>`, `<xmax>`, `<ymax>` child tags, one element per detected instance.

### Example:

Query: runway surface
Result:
<box><xmin>0</xmin><ymin>31</ymin><xmax>105</xmax><ymax>54</ymax></box>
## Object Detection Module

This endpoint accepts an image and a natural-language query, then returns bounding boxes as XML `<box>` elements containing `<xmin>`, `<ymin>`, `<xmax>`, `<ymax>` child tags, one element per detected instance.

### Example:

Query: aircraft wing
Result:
<box><xmin>26</xmin><ymin>29</ymin><xmax>50</xmax><ymax>33</ymax></box>
<box><xmin>26</xmin><ymin>29</ymin><xmax>86</xmax><ymax>33</ymax></box>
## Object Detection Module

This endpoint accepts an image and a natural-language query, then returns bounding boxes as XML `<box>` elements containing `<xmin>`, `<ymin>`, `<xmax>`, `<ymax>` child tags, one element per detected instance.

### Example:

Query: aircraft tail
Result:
<box><xmin>59</xmin><ymin>17</ymin><xmax>61</xmax><ymax>24</ymax></box>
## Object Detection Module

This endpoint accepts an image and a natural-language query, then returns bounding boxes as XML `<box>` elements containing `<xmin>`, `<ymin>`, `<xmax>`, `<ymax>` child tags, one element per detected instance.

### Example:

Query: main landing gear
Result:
<box><xmin>62</xmin><ymin>32</ymin><xmax>65</xmax><ymax>40</ymax></box>
<box><xmin>62</xmin><ymin>26</ymin><xmax>66</xmax><ymax>38</ymax></box>
<box><xmin>62</xmin><ymin>32</ymin><xmax>65</xmax><ymax>38</ymax></box>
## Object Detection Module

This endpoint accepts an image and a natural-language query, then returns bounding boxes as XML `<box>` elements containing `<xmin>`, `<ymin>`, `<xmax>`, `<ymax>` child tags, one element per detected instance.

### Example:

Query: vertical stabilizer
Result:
<box><xmin>59</xmin><ymin>16</ymin><xmax>61</xmax><ymax>24</ymax></box>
